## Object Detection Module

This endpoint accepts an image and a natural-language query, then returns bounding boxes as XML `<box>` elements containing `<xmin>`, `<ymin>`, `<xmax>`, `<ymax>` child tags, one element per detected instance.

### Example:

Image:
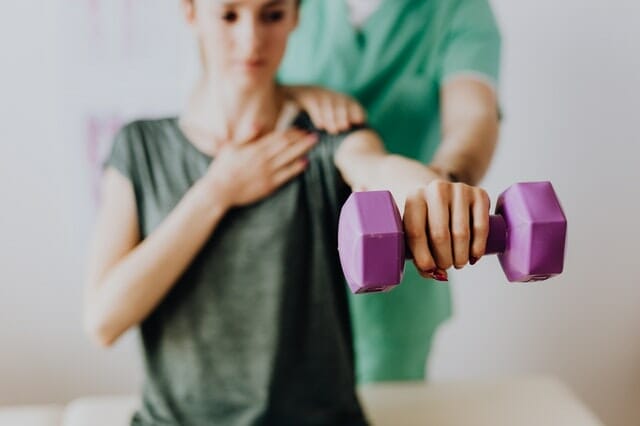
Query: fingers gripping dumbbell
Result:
<box><xmin>338</xmin><ymin>182</ymin><xmax>568</xmax><ymax>294</ymax></box>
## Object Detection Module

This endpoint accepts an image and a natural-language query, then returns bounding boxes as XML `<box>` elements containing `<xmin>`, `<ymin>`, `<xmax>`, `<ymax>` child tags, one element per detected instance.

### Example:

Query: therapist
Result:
<box><xmin>278</xmin><ymin>0</ymin><xmax>502</xmax><ymax>383</ymax></box>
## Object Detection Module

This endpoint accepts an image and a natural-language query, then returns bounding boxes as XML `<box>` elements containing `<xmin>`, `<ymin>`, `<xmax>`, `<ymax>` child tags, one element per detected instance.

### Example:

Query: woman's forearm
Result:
<box><xmin>354</xmin><ymin>154</ymin><xmax>445</xmax><ymax>213</ymax></box>
<box><xmin>336</xmin><ymin>131</ymin><xmax>445</xmax><ymax>210</ymax></box>
<box><xmin>86</xmin><ymin>176</ymin><xmax>229</xmax><ymax>347</ymax></box>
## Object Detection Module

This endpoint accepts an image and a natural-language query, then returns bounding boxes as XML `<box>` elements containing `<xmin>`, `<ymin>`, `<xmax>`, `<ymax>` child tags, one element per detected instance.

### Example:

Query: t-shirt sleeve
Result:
<box><xmin>315</xmin><ymin>135</ymin><xmax>350</xmax><ymax>214</ymax></box>
<box><xmin>437</xmin><ymin>0</ymin><xmax>502</xmax><ymax>89</ymax></box>
<box><xmin>293</xmin><ymin>112</ymin><xmax>370</xmax><ymax>218</ymax></box>
<box><xmin>103</xmin><ymin>122</ymin><xmax>137</xmax><ymax>182</ymax></box>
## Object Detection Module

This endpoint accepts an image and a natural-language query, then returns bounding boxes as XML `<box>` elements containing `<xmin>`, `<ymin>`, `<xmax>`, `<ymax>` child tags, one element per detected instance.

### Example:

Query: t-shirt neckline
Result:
<box><xmin>170</xmin><ymin>102</ymin><xmax>303</xmax><ymax>161</ymax></box>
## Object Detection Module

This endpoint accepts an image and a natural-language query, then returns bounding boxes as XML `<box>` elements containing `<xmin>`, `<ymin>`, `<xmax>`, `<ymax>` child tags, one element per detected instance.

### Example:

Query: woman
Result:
<box><xmin>84</xmin><ymin>0</ymin><xmax>490</xmax><ymax>424</ymax></box>
<box><xmin>279</xmin><ymin>0</ymin><xmax>502</xmax><ymax>383</ymax></box>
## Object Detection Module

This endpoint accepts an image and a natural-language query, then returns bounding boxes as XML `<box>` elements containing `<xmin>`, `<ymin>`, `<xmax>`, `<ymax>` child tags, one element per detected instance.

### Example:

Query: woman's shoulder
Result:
<box><xmin>117</xmin><ymin>116</ymin><xmax>179</xmax><ymax>140</ymax></box>
<box><xmin>107</xmin><ymin>116</ymin><xmax>191</xmax><ymax>174</ymax></box>
<box><xmin>112</xmin><ymin>116</ymin><xmax>187</xmax><ymax>156</ymax></box>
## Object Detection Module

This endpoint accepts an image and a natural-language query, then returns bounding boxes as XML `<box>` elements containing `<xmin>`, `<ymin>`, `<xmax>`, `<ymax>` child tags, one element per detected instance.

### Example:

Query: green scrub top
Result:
<box><xmin>279</xmin><ymin>0</ymin><xmax>501</xmax><ymax>383</ymax></box>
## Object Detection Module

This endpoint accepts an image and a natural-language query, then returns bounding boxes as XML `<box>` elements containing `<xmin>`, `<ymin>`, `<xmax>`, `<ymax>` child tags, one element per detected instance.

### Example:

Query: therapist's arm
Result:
<box><xmin>428</xmin><ymin>77</ymin><xmax>499</xmax><ymax>186</ymax></box>
<box><xmin>335</xmin><ymin>130</ymin><xmax>491</xmax><ymax>280</ymax></box>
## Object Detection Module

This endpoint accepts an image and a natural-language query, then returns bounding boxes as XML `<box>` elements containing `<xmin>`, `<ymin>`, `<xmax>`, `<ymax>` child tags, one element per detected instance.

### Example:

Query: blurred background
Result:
<box><xmin>0</xmin><ymin>1</ymin><xmax>638</xmax><ymax>425</ymax></box>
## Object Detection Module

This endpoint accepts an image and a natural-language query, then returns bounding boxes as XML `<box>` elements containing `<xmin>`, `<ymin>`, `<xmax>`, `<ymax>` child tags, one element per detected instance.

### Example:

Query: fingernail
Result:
<box><xmin>470</xmin><ymin>256</ymin><xmax>478</xmax><ymax>265</ymax></box>
<box><xmin>420</xmin><ymin>268</ymin><xmax>437</xmax><ymax>276</ymax></box>
<box><xmin>433</xmin><ymin>272</ymin><xmax>448</xmax><ymax>282</ymax></box>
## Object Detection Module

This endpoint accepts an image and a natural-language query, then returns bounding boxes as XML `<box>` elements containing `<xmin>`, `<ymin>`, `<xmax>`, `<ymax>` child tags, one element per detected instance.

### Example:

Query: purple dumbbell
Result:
<box><xmin>338</xmin><ymin>182</ymin><xmax>567</xmax><ymax>294</ymax></box>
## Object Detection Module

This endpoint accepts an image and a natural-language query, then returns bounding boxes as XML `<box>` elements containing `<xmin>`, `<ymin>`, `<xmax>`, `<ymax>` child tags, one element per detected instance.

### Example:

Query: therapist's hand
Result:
<box><xmin>403</xmin><ymin>179</ymin><xmax>491</xmax><ymax>282</ymax></box>
<box><xmin>284</xmin><ymin>85</ymin><xmax>366</xmax><ymax>134</ymax></box>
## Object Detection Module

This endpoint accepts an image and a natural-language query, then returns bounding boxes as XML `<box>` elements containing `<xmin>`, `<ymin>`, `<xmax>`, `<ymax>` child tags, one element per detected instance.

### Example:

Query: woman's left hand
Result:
<box><xmin>284</xmin><ymin>85</ymin><xmax>366</xmax><ymax>134</ymax></box>
<box><xmin>403</xmin><ymin>180</ymin><xmax>491</xmax><ymax>282</ymax></box>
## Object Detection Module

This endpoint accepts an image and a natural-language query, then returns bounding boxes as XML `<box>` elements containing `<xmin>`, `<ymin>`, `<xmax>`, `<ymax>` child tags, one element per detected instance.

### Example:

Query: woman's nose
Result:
<box><xmin>235</xmin><ymin>17</ymin><xmax>264</xmax><ymax>56</ymax></box>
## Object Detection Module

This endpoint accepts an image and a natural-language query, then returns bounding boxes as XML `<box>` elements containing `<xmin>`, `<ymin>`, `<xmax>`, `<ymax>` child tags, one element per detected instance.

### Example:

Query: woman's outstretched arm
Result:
<box><xmin>334</xmin><ymin>128</ymin><xmax>491</xmax><ymax>281</ymax></box>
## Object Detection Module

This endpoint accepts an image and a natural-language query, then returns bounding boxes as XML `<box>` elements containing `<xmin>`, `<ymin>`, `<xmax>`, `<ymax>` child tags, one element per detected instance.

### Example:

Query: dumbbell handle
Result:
<box><xmin>405</xmin><ymin>214</ymin><xmax>507</xmax><ymax>259</ymax></box>
<box><xmin>485</xmin><ymin>215</ymin><xmax>507</xmax><ymax>255</ymax></box>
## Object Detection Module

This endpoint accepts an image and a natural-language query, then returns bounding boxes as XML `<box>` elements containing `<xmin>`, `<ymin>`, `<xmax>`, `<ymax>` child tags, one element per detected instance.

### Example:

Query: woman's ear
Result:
<box><xmin>181</xmin><ymin>0</ymin><xmax>196</xmax><ymax>26</ymax></box>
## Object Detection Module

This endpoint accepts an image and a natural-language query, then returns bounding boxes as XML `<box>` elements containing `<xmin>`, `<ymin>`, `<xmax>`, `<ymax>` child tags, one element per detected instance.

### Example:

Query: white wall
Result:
<box><xmin>0</xmin><ymin>0</ymin><xmax>192</xmax><ymax>407</ymax></box>
<box><xmin>1</xmin><ymin>1</ymin><xmax>638</xmax><ymax>425</ymax></box>
<box><xmin>430</xmin><ymin>1</ymin><xmax>640</xmax><ymax>426</ymax></box>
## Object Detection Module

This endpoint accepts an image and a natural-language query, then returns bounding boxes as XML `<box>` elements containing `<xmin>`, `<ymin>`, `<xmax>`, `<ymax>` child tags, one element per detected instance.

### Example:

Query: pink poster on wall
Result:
<box><xmin>85</xmin><ymin>114</ymin><xmax>124</xmax><ymax>205</ymax></box>
<box><xmin>70</xmin><ymin>0</ymin><xmax>187</xmax><ymax>207</ymax></box>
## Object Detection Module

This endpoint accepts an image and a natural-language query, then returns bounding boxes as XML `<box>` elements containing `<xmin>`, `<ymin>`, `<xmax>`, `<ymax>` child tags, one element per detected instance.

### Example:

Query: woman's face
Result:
<box><xmin>184</xmin><ymin>0</ymin><xmax>298</xmax><ymax>89</ymax></box>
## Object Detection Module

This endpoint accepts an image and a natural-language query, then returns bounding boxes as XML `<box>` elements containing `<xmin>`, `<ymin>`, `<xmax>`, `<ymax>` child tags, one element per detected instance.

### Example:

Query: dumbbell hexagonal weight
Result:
<box><xmin>338</xmin><ymin>182</ymin><xmax>567</xmax><ymax>294</ymax></box>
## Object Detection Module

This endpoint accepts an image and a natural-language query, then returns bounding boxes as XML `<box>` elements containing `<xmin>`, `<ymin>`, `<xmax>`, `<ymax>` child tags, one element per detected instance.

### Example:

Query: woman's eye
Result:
<box><xmin>222</xmin><ymin>11</ymin><xmax>238</xmax><ymax>22</ymax></box>
<box><xmin>263</xmin><ymin>10</ymin><xmax>284</xmax><ymax>23</ymax></box>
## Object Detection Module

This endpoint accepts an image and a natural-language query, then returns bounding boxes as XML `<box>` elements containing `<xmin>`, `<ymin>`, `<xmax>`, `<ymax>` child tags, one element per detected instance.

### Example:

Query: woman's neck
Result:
<box><xmin>180</xmin><ymin>76</ymin><xmax>285</xmax><ymax>155</ymax></box>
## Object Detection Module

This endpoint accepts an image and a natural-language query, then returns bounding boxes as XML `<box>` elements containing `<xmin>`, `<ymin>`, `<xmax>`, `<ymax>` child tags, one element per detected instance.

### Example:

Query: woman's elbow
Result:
<box><xmin>83</xmin><ymin>305</ymin><xmax>121</xmax><ymax>348</ymax></box>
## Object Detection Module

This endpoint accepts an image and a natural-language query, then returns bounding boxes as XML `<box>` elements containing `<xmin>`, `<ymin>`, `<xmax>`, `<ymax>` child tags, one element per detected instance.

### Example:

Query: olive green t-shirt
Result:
<box><xmin>104</xmin><ymin>114</ymin><xmax>368</xmax><ymax>426</ymax></box>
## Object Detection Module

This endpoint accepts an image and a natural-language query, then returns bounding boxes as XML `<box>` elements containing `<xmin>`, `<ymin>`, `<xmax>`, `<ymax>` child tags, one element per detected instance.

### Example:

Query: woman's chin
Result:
<box><xmin>230</xmin><ymin>71</ymin><xmax>275</xmax><ymax>91</ymax></box>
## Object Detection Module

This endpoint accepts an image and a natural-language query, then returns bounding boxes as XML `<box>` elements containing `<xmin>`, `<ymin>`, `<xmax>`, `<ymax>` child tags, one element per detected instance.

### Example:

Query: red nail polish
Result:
<box><xmin>433</xmin><ymin>272</ymin><xmax>448</xmax><ymax>282</ymax></box>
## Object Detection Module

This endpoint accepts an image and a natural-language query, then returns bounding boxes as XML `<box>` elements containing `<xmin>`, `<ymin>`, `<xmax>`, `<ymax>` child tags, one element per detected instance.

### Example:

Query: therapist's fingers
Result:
<box><xmin>287</xmin><ymin>86</ymin><xmax>366</xmax><ymax>132</ymax></box>
<box><xmin>348</xmin><ymin>100</ymin><xmax>366</xmax><ymax>125</ymax></box>
<box><xmin>322</xmin><ymin>97</ymin><xmax>340</xmax><ymax>134</ymax></box>
<box><xmin>303</xmin><ymin>97</ymin><xmax>326</xmax><ymax>131</ymax></box>
<box><xmin>335</xmin><ymin>97</ymin><xmax>351</xmax><ymax>132</ymax></box>
<box><xmin>330</xmin><ymin>94</ymin><xmax>365</xmax><ymax>133</ymax></box>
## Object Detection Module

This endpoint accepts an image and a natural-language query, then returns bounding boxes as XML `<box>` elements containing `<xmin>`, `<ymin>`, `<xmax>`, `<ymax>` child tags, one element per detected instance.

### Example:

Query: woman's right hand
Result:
<box><xmin>85</xmin><ymin>127</ymin><xmax>318</xmax><ymax>345</ymax></box>
<box><xmin>205</xmin><ymin>128</ymin><xmax>318</xmax><ymax>208</ymax></box>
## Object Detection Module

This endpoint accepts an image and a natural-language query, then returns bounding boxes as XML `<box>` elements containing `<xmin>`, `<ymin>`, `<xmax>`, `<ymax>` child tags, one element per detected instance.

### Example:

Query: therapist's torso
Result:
<box><xmin>280</xmin><ymin>0</ymin><xmax>448</xmax><ymax>161</ymax></box>
<box><xmin>278</xmin><ymin>0</ymin><xmax>501</xmax><ymax>383</ymax></box>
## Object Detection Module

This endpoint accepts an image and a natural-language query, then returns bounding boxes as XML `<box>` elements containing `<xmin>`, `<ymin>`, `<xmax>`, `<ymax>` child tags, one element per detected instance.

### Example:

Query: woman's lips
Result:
<box><xmin>238</xmin><ymin>59</ymin><xmax>266</xmax><ymax>70</ymax></box>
